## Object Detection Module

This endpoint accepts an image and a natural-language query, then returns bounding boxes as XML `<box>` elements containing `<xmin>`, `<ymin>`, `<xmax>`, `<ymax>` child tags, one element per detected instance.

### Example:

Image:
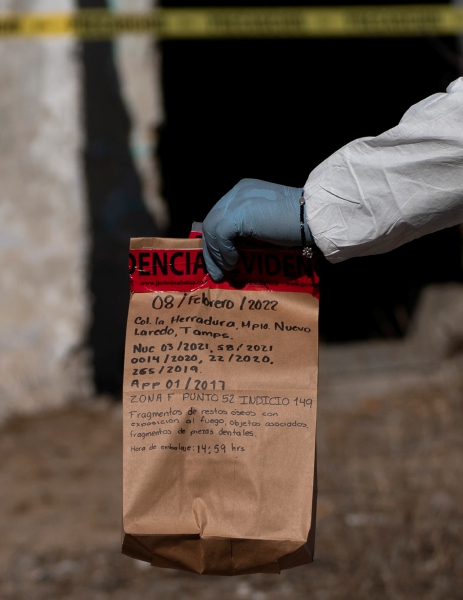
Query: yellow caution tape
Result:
<box><xmin>1</xmin><ymin>6</ymin><xmax>463</xmax><ymax>39</ymax></box>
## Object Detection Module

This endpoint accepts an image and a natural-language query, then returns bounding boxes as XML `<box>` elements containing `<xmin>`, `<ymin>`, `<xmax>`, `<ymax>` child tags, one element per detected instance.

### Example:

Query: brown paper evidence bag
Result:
<box><xmin>122</xmin><ymin>237</ymin><xmax>320</xmax><ymax>576</ymax></box>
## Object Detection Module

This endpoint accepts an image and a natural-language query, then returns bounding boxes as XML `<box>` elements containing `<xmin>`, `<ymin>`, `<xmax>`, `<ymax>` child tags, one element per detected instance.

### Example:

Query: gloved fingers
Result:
<box><xmin>202</xmin><ymin>238</ymin><xmax>226</xmax><ymax>282</ymax></box>
<box><xmin>203</xmin><ymin>210</ymin><xmax>226</xmax><ymax>281</ymax></box>
<box><xmin>202</xmin><ymin>209</ymin><xmax>241</xmax><ymax>281</ymax></box>
<box><xmin>215</xmin><ymin>218</ymin><xmax>240</xmax><ymax>269</ymax></box>
<box><xmin>202</xmin><ymin>179</ymin><xmax>306</xmax><ymax>281</ymax></box>
<box><xmin>202</xmin><ymin>206</ymin><xmax>238</xmax><ymax>281</ymax></box>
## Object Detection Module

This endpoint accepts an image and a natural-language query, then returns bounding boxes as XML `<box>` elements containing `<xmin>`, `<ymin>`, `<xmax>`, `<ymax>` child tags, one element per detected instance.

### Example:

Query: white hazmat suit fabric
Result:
<box><xmin>304</xmin><ymin>77</ymin><xmax>463</xmax><ymax>263</ymax></box>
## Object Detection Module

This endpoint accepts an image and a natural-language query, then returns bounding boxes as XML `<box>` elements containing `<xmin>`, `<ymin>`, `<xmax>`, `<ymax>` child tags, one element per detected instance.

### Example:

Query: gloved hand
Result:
<box><xmin>202</xmin><ymin>178</ymin><xmax>312</xmax><ymax>281</ymax></box>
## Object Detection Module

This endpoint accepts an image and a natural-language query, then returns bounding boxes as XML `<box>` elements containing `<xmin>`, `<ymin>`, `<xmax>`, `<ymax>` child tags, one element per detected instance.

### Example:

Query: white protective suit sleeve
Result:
<box><xmin>304</xmin><ymin>77</ymin><xmax>463</xmax><ymax>263</ymax></box>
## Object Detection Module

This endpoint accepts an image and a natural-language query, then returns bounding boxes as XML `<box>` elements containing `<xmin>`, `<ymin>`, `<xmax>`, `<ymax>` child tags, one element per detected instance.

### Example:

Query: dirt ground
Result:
<box><xmin>2</xmin><ymin>378</ymin><xmax>463</xmax><ymax>600</ymax></box>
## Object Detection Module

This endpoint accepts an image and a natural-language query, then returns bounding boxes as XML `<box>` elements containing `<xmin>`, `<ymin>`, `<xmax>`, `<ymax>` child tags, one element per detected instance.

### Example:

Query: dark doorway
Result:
<box><xmin>158</xmin><ymin>0</ymin><xmax>463</xmax><ymax>341</ymax></box>
<box><xmin>80</xmin><ymin>1</ymin><xmax>463</xmax><ymax>394</ymax></box>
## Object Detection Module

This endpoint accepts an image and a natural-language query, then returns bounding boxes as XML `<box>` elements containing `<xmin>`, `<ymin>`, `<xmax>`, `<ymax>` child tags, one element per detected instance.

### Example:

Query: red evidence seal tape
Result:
<box><xmin>129</xmin><ymin>247</ymin><xmax>320</xmax><ymax>298</ymax></box>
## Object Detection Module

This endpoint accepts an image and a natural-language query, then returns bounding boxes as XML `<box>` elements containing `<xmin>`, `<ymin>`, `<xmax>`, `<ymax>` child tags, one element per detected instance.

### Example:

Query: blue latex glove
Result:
<box><xmin>202</xmin><ymin>178</ymin><xmax>313</xmax><ymax>281</ymax></box>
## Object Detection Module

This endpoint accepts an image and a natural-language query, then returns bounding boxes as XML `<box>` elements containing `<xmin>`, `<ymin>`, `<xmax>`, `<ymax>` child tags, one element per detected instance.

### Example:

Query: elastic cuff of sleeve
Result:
<box><xmin>299</xmin><ymin>195</ymin><xmax>314</xmax><ymax>247</ymax></box>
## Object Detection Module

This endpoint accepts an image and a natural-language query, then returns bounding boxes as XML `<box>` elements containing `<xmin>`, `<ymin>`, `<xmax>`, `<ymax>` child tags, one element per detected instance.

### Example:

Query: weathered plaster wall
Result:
<box><xmin>0</xmin><ymin>0</ymin><xmax>169</xmax><ymax>420</ymax></box>
<box><xmin>0</xmin><ymin>0</ymin><xmax>91</xmax><ymax>421</ymax></box>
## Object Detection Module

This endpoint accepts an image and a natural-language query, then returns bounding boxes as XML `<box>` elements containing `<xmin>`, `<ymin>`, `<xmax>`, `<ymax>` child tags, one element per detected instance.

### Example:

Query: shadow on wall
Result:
<box><xmin>80</xmin><ymin>35</ymin><xmax>160</xmax><ymax>395</ymax></box>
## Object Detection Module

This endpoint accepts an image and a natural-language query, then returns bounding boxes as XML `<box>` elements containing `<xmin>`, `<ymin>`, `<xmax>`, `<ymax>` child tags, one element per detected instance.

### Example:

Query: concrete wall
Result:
<box><xmin>1</xmin><ymin>2</ymin><xmax>460</xmax><ymax>421</ymax></box>
<box><xmin>0</xmin><ymin>0</ymin><xmax>90</xmax><ymax>421</ymax></box>
<box><xmin>0</xmin><ymin>0</ymin><xmax>168</xmax><ymax>421</ymax></box>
